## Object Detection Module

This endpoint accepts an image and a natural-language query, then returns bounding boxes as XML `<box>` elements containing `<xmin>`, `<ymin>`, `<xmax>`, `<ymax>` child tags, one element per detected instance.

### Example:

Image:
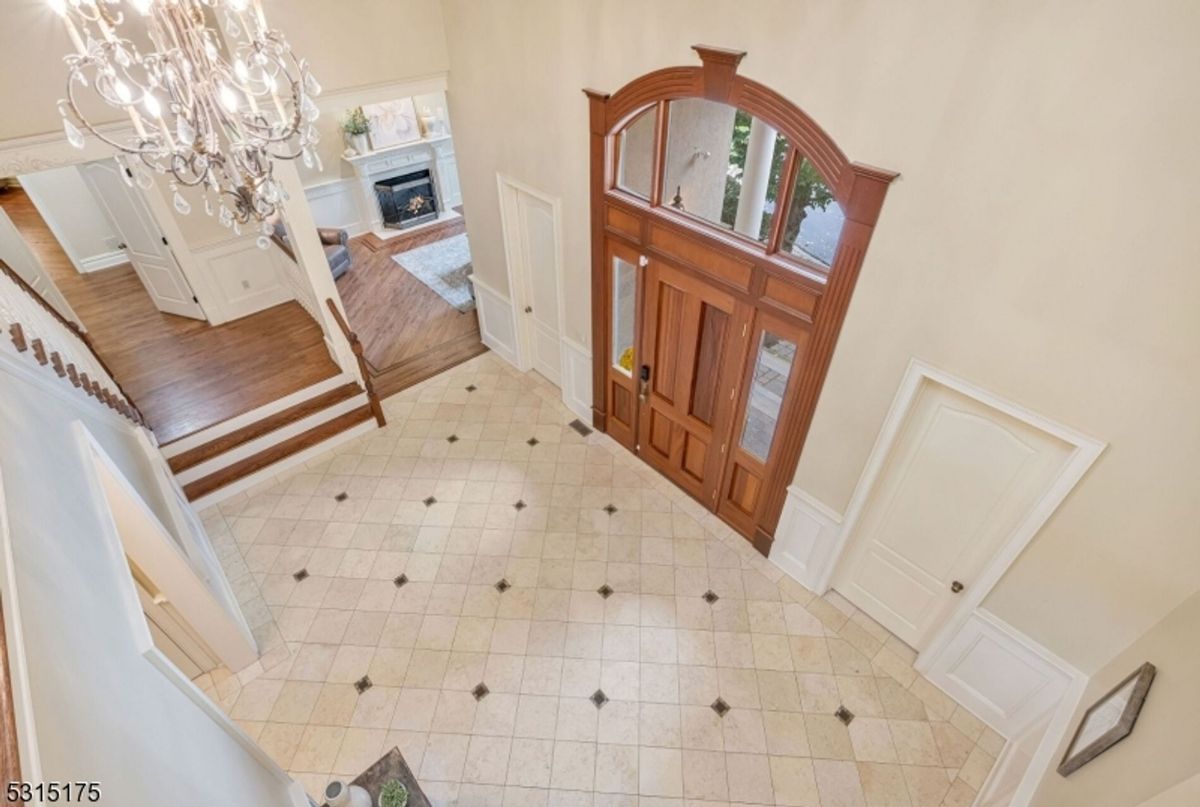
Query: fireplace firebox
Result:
<box><xmin>374</xmin><ymin>168</ymin><xmax>439</xmax><ymax>230</ymax></box>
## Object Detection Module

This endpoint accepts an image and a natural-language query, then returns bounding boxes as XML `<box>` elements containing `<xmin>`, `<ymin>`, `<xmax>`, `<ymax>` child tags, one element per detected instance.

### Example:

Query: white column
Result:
<box><xmin>733</xmin><ymin>117</ymin><xmax>778</xmax><ymax>239</ymax></box>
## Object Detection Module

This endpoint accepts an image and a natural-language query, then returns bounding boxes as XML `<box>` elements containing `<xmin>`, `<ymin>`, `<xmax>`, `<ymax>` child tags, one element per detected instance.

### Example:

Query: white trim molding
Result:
<box><xmin>560</xmin><ymin>337</ymin><xmax>593</xmax><ymax>424</ymax></box>
<box><xmin>77</xmin><ymin>248</ymin><xmax>127</xmax><ymax>273</ymax></box>
<box><xmin>770</xmin><ymin>485</ymin><xmax>843</xmax><ymax>591</ymax></box>
<box><xmin>471</xmin><ymin>274</ymin><xmax>519</xmax><ymax>368</ymax></box>
<box><xmin>806</xmin><ymin>358</ymin><xmax>1103</xmax><ymax>669</ymax></box>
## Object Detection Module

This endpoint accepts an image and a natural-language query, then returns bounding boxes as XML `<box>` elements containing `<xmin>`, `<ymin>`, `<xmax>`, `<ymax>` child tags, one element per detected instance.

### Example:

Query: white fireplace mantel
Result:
<box><xmin>341</xmin><ymin>134</ymin><xmax>462</xmax><ymax>239</ymax></box>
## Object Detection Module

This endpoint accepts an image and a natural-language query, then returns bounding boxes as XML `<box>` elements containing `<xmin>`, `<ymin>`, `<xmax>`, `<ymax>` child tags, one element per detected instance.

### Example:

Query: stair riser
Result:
<box><xmin>189</xmin><ymin>419</ymin><xmax>376</xmax><ymax>511</ymax></box>
<box><xmin>175</xmin><ymin>393</ymin><xmax>368</xmax><ymax>485</ymax></box>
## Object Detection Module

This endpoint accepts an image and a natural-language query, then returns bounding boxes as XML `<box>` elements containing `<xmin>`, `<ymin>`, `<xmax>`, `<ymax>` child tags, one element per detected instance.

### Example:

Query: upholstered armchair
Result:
<box><xmin>270</xmin><ymin>219</ymin><xmax>353</xmax><ymax>280</ymax></box>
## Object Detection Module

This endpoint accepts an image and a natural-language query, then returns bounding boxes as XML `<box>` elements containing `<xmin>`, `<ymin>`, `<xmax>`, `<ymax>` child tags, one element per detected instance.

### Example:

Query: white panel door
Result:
<box><xmin>0</xmin><ymin>207</ymin><xmax>81</xmax><ymax>326</ymax></box>
<box><xmin>833</xmin><ymin>381</ymin><xmax>1073</xmax><ymax>648</ymax></box>
<box><xmin>504</xmin><ymin>180</ymin><xmax>562</xmax><ymax>384</ymax></box>
<box><xmin>80</xmin><ymin>161</ymin><xmax>206</xmax><ymax>320</ymax></box>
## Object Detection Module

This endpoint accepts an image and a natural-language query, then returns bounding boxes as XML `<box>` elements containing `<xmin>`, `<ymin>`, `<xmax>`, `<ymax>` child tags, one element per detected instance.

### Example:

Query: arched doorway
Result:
<box><xmin>585</xmin><ymin>46</ymin><xmax>897</xmax><ymax>555</ymax></box>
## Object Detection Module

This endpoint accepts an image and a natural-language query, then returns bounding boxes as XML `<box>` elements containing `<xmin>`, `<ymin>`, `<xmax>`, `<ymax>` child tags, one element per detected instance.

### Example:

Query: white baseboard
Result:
<box><xmin>770</xmin><ymin>485</ymin><xmax>843</xmax><ymax>591</ymax></box>
<box><xmin>560</xmin><ymin>337</ymin><xmax>593</xmax><ymax>423</ymax></box>
<box><xmin>78</xmin><ymin>249</ymin><xmax>127</xmax><ymax>273</ymax></box>
<box><xmin>471</xmin><ymin>275</ymin><xmax>520</xmax><ymax>368</ymax></box>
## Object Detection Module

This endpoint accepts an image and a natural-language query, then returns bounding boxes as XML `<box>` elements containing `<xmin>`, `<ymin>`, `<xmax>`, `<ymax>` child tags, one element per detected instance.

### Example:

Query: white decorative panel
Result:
<box><xmin>472</xmin><ymin>276</ymin><xmax>518</xmax><ymax>368</ymax></box>
<box><xmin>194</xmin><ymin>236</ymin><xmax>293</xmax><ymax>322</ymax></box>
<box><xmin>771</xmin><ymin>486</ymin><xmax>843</xmax><ymax>591</ymax></box>
<box><xmin>560</xmin><ymin>338</ymin><xmax>593</xmax><ymax>423</ymax></box>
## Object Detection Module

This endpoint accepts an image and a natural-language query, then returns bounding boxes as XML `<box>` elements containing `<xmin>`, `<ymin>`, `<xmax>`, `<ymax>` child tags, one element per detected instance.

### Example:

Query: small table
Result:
<box><xmin>321</xmin><ymin>747</ymin><xmax>431</xmax><ymax>807</ymax></box>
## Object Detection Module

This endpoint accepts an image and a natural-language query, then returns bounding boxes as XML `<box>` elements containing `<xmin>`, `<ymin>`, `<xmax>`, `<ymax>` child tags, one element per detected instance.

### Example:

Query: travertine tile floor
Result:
<box><xmin>197</xmin><ymin>353</ymin><xmax>1004</xmax><ymax>807</ymax></box>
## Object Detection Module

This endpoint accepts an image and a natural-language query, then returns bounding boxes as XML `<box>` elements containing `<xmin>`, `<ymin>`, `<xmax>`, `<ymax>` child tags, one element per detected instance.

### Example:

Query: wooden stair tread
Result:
<box><xmin>183</xmin><ymin>404</ymin><xmax>373</xmax><ymax>501</ymax></box>
<box><xmin>169</xmin><ymin>382</ymin><xmax>363</xmax><ymax>473</ymax></box>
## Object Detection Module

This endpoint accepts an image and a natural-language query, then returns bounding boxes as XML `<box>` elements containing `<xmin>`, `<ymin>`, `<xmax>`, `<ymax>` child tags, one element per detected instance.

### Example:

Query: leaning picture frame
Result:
<box><xmin>363</xmin><ymin>98</ymin><xmax>422</xmax><ymax>150</ymax></box>
<box><xmin>1057</xmin><ymin>662</ymin><xmax>1156</xmax><ymax>776</ymax></box>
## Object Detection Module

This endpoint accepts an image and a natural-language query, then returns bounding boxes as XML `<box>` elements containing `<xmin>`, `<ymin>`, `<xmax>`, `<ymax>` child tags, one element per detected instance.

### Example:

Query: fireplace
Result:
<box><xmin>374</xmin><ymin>168</ymin><xmax>440</xmax><ymax>230</ymax></box>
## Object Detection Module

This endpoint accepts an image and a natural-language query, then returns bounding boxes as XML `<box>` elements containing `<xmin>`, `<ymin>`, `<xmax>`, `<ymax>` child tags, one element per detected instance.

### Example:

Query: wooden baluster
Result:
<box><xmin>66</xmin><ymin>363</ymin><xmax>81</xmax><ymax>387</ymax></box>
<box><xmin>8</xmin><ymin>323</ymin><xmax>26</xmax><ymax>352</ymax></box>
<box><xmin>50</xmin><ymin>351</ymin><xmax>67</xmax><ymax>377</ymax></box>
<box><xmin>79</xmin><ymin>373</ymin><xmax>93</xmax><ymax>396</ymax></box>
<box><xmin>30</xmin><ymin>338</ymin><xmax>48</xmax><ymax>366</ymax></box>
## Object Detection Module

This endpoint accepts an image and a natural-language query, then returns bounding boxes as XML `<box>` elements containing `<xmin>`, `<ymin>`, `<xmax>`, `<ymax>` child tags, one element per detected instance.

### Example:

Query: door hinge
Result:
<box><xmin>638</xmin><ymin>255</ymin><xmax>649</xmax><ymax>268</ymax></box>
<box><xmin>730</xmin><ymin>387</ymin><xmax>736</xmax><ymax>401</ymax></box>
<box><xmin>161</xmin><ymin>236</ymin><xmax>169</xmax><ymax>246</ymax></box>
<box><xmin>192</xmin><ymin>295</ymin><xmax>199</xmax><ymax>303</ymax></box>
<box><xmin>720</xmin><ymin>442</ymin><xmax>727</xmax><ymax>454</ymax></box>
<box><xmin>742</xmin><ymin>323</ymin><xmax>748</xmax><ymax>337</ymax></box>
<box><xmin>124</xmin><ymin>167</ymin><xmax>133</xmax><ymax>179</ymax></box>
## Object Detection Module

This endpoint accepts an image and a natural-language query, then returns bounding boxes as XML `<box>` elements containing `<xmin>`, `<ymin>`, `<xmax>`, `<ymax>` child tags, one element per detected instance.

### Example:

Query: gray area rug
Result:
<box><xmin>392</xmin><ymin>233</ymin><xmax>475</xmax><ymax>312</ymax></box>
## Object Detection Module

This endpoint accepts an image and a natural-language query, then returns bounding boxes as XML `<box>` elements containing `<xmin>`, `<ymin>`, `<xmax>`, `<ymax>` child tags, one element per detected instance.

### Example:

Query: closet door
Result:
<box><xmin>718</xmin><ymin>311</ymin><xmax>811</xmax><ymax>534</ymax></box>
<box><xmin>637</xmin><ymin>258</ymin><xmax>752</xmax><ymax>504</ymax></box>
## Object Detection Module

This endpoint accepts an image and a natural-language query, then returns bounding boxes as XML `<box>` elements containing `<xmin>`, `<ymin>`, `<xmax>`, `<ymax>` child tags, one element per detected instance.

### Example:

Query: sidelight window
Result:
<box><xmin>611</xmin><ymin>256</ymin><xmax>636</xmax><ymax>376</ymax></box>
<box><xmin>740</xmin><ymin>330</ymin><xmax>797</xmax><ymax>461</ymax></box>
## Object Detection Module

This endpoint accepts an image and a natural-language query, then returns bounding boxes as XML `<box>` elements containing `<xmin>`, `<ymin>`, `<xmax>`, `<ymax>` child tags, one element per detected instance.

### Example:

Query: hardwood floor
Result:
<box><xmin>336</xmin><ymin>212</ymin><xmax>487</xmax><ymax>388</ymax></box>
<box><xmin>0</xmin><ymin>186</ymin><xmax>340</xmax><ymax>444</ymax></box>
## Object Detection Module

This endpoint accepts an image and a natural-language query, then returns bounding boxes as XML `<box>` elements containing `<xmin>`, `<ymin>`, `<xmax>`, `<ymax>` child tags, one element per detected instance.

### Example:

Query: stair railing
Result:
<box><xmin>325</xmin><ymin>298</ymin><xmax>386</xmax><ymax>427</ymax></box>
<box><xmin>0</xmin><ymin>260</ymin><xmax>145</xmax><ymax>427</ymax></box>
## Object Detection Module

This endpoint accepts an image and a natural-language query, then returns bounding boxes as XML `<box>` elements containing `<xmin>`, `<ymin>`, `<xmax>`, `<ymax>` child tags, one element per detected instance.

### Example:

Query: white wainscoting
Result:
<box><xmin>924</xmin><ymin>609</ymin><xmax>1079</xmax><ymax>738</ymax></box>
<box><xmin>771</xmin><ymin>485</ymin><xmax>844</xmax><ymax>591</ymax></box>
<box><xmin>78</xmin><ymin>248</ymin><xmax>127</xmax><ymax>273</ymax></box>
<box><xmin>560</xmin><ymin>337</ymin><xmax>593</xmax><ymax>424</ymax></box>
<box><xmin>471</xmin><ymin>275</ymin><xmax>520</xmax><ymax>367</ymax></box>
<box><xmin>191</xmin><ymin>235</ymin><xmax>294</xmax><ymax>323</ymax></box>
<box><xmin>303</xmin><ymin>178</ymin><xmax>366</xmax><ymax>236</ymax></box>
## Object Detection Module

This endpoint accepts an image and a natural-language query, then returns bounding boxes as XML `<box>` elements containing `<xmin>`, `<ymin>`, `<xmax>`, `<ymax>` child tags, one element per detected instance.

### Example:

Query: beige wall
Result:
<box><xmin>440</xmin><ymin>0</ymin><xmax>1200</xmax><ymax>674</ymax></box>
<box><xmin>1032</xmin><ymin>589</ymin><xmax>1200</xmax><ymax>806</ymax></box>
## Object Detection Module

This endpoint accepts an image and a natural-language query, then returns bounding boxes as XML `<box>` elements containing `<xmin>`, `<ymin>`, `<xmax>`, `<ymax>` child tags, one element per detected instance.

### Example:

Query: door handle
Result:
<box><xmin>638</xmin><ymin>364</ymin><xmax>650</xmax><ymax>404</ymax></box>
<box><xmin>950</xmin><ymin>580</ymin><xmax>965</xmax><ymax>594</ymax></box>
<box><xmin>524</xmin><ymin>305</ymin><xmax>533</xmax><ymax>314</ymax></box>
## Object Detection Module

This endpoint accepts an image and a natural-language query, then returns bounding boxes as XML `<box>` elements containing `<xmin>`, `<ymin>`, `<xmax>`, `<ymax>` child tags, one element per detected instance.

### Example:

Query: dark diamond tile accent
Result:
<box><xmin>513</xmin><ymin>499</ymin><xmax>527</xmax><ymax>511</ymax></box>
<box><xmin>466</xmin><ymin>384</ymin><xmax>477</xmax><ymax>392</ymax></box>
<box><xmin>597</xmin><ymin>584</ymin><xmax>614</xmax><ymax>599</ymax></box>
<box><xmin>711</xmin><ymin>697</ymin><xmax>731</xmax><ymax>717</ymax></box>
<box><xmin>354</xmin><ymin>675</ymin><xmax>373</xmax><ymax>694</ymax></box>
<box><xmin>495</xmin><ymin>578</ymin><xmax>511</xmax><ymax>593</ymax></box>
<box><xmin>293</xmin><ymin>568</ymin><xmax>310</xmax><ymax>582</ymax></box>
<box><xmin>334</xmin><ymin>491</ymin><xmax>349</xmax><ymax>502</ymax></box>
<box><xmin>447</xmin><ymin>434</ymin><xmax>459</xmax><ymax>443</ymax></box>
<box><xmin>423</xmin><ymin>496</ymin><xmax>437</xmax><ymax>507</ymax></box>
<box><xmin>393</xmin><ymin>574</ymin><xmax>409</xmax><ymax>588</ymax></box>
<box><xmin>472</xmin><ymin>683</ymin><xmax>490</xmax><ymax>701</ymax></box>
<box><xmin>527</xmin><ymin>437</ymin><xmax>540</xmax><ymax>447</ymax></box>
<box><xmin>835</xmin><ymin>705</ymin><xmax>855</xmax><ymax>725</ymax></box>
<box><xmin>569</xmin><ymin>419</ymin><xmax>593</xmax><ymax>437</ymax></box>
<box><xmin>602</xmin><ymin>503</ymin><xmax>618</xmax><ymax>515</ymax></box>
<box><xmin>590</xmin><ymin>689</ymin><xmax>609</xmax><ymax>709</ymax></box>
<box><xmin>702</xmin><ymin>590</ymin><xmax>720</xmax><ymax>604</ymax></box>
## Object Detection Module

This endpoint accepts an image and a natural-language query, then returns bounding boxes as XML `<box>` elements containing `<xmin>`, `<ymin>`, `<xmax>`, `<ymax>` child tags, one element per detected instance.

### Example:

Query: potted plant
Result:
<box><xmin>342</xmin><ymin>107</ymin><xmax>371</xmax><ymax>154</ymax></box>
<box><xmin>378</xmin><ymin>780</ymin><xmax>408</xmax><ymax>807</ymax></box>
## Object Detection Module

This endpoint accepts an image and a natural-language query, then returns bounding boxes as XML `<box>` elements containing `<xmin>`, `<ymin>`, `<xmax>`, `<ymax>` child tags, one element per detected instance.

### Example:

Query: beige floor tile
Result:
<box><xmin>814</xmin><ymin>758</ymin><xmax>867</xmax><ymax>807</ymax></box>
<box><xmin>806</xmin><ymin>713</ymin><xmax>855</xmax><ymax>760</ymax></box>
<box><xmin>595</xmin><ymin>743</ymin><xmax>639</xmax><ymax>794</ymax></box>
<box><xmin>724</xmin><ymin>752</ymin><xmax>773</xmax><ymax>804</ymax></box>
<box><xmin>639</xmin><ymin>747</ymin><xmax>683</xmax><ymax>797</ymax></box>
<box><xmin>422</xmin><ymin>732</ymin><xmax>471</xmax><ymax>781</ymax></box>
<box><xmin>956</xmin><ymin>746</ymin><xmax>996</xmax><ymax>791</ymax></box>
<box><xmin>888</xmin><ymin>720</ymin><xmax>941</xmax><ymax>767</ymax></box>
<box><xmin>848</xmin><ymin>717</ymin><xmax>899</xmax><ymax>764</ymax></box>
<box><xmin>681</xmin><ymin>749</ymin><xmax>728</xmax><ymax>801</ymax></box>
<box><xmin>858</xmin><ymin>762</ymin><xmax>912</xmax><ymax>807</ymax></box>
<box><xmin>292</xmin><ymin>724</ymin><xmax>347</xmax><ymax>773</ymax></box>
<box><xmin>507</xmin><ymin>738</ymin><xmax>556</xmax><ymax>788</ymax></box>
<box><xmin>551</xmin><ymin>740</ymin><xmax>597</xmax><ymax>791</ymax></box>
<box><xmin>901</xmin><ymin>765</ymin><xmax>951</xmax><ymax>807</ymax></box>
<box><xmin>929</xmin><ymin>722</ymin><xmax>974</xmax><ymax>769</ymax></box>
<box><xmin>463</xmin><ymin>735</ymin><xmax>513</xmax><ymax>785</ymax></box>
<box><xmin>333</xmin><ymin>727</ymin><xmax>387</xmax><ymax>775</ymax></box>
<box><xmin>269</xmin><ymin>680</ymin><xmax>323</xmax><ymax>724</ymax></box>
<box><xmin>257</xmin><ymin>722</ymin><xmax>305</xmax><ymax>769</ymax></box>
<box><xmin>770</xmin><ymin>755</ymin><xmax>819</xmax><ymax>806</ymax></box>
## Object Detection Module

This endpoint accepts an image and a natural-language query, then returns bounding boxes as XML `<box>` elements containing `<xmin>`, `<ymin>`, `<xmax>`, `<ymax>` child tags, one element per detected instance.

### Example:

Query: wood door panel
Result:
<box><xmin>688</xmin><ymin>302</ymin><xmax>729</xmax><ymax>426</ymax></box>
<box><xmin>681</xmin><ymin>432</ymin><xmax>709</xmax><ymax>482</ymax></box>
<box><xmin>647</xmin><ymin>406</ymin><xmax>674</xmax><ymax>458</ymax></box>
<box><xmin>648</xmin><ymin>224</ymin><xmax>753</xmax><ymax>291</ymax></box>
<box><xmin>725</xmin><ymin>462</ymin><xmax>762</xmax><ymax>516</ymax></box>
<box><xmin>652</xmin><ymin>281</ymin><xmax>686</xmax><ymax>402</ymax></box>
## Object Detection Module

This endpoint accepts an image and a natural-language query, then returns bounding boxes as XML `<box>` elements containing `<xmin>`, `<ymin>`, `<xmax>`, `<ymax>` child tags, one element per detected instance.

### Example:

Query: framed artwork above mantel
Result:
<box><xmin>1058</xmin><ymin>661</ymin><xmax>1157</xmax><ymax>776</ymax></box>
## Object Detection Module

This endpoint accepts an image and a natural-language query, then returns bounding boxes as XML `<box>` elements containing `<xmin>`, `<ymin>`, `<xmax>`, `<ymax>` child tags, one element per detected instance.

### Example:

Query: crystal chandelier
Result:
<box><xmin>49</xmin><ymin>0</ymin><xmax>323</xmax><ymax>245</ymax></box>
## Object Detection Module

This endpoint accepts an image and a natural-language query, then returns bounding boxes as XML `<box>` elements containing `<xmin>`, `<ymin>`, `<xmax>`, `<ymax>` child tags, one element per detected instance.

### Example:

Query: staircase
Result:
<box><xmin>161</xmin><ymin>373</ymin><xmax>376</xmax><ymax>508</ymax></box>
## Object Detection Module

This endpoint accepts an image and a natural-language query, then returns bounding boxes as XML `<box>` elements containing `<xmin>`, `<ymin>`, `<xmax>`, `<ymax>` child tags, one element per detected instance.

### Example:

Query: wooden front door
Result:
<box><xmin>637</xmin><ymin>258</ymin><xmax>752</xmax><ymax>504</ymax></box>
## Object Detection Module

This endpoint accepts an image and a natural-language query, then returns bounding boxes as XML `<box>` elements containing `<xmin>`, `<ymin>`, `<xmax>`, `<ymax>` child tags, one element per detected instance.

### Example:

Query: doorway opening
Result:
<box><xmin>328</xmin><ymin>91</ymin><xmax>487</xmax><ymax>398</ymax></box>
<box><xmin>587</xmin><ymin>46</ymin><xmax>897</xmax><ymax>554</ymax></box>
<box><xmin>0</xmin><ymin>165</ymin><xmax>340</xmax><ymax>444</ymax></box>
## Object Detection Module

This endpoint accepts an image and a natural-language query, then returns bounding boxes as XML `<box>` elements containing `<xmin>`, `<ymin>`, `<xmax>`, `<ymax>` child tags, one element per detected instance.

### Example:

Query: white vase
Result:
<box><xmin>350</xmin><ymin>132</ymin><xmax>370</xmax><ymax>154</ymax></box>
<box><xmin>324</xmin><ymin>781</ymin><xmax>372</xmax><ymax>807</ymax></box>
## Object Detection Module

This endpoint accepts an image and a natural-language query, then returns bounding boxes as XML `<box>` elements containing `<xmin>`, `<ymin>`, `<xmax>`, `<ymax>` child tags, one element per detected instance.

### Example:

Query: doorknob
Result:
<box><xmin>638</xmin><ymin>364</ymin><xmax>650</xmax><ymax>404</ymax></box>
<box><xmin>524</xmin><ymin>305</ymin><xmax>533</xmax><ymax>314</ymax></box>
<box><xmin>950</xmin><ymin>580</ymin><xmax>965</xmax><ymax>594</ymax></box>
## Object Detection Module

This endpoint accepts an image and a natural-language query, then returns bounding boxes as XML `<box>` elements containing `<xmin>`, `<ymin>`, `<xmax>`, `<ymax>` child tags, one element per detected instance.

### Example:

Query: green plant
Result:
<box><xmin>341</xmin><ymin>107</ymin><xmax>370</xmax><ymax>136</ymax></box>
<box><xmin>378</xmin><ymin>780</ymin><xmax>408</xmax><ymax>807</ymax></box>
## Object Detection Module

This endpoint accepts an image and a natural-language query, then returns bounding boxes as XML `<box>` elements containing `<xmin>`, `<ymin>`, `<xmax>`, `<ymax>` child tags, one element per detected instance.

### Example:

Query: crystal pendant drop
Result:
<box><xmin>301</xmin><ymin>148</ymin><xmax>313</xmax><ymax>169</ymax></box>
<box><xmin>204</xmin><ymin>197</ymin><xmax>214</xmax><ymax>216</ymax></box>
<box><xmin>176</xmin><ymin>116</ymin><xmax>195</xmax><ymax>145</ymax></box>
<box><xmin>312</xmin><ymin>152</ymin><xmax>324</xmax><ymax>172</ymax></box>
<box><xmin>218</xmin><ymin>206</ymin><xmax>233</xmax><ymax>227</ymax></box>
<box><xmin>63</xmin><ymin>117</ymin><xmax>85</xmax><ymax>149</ymax></box>
<box><xmin>256</xmin><ymin>235</ymin><xmax>270</xmax><ymax>250</ymax></box>
<box><xmin>224</xmin><ymin>10</ymin><xmax>240</xmax><ymax>37</ymax></box>
<box><xmin>172</xmin><ymin>190</ymin><xmax>191</xmax><ymax>215</ymax></box>
<box><xmin>233</xmin><ymin>220</ymin><xmax>242</xmax><ymax>236</ymax></box>
<box><xmin>304</xmin><ymin>73</ymin><xmax>321</xmax><ymax>95</ymax></box>
<box><xmin>301</xmin><ymin>95</ymin><xmax>319</xmax><ymax>123</ymax></box>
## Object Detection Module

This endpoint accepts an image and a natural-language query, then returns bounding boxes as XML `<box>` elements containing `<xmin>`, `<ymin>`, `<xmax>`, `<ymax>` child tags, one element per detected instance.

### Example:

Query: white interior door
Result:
<box><xmin>502</xmin><ymin>179</ymin><xmax>562</xmax><ymax>384</ymax></box>
<box><xmin>134</xmin><ymin>573</ymin><xmax>218</xmax><ymax>679</ymax></box>
<box><xmin>79</xmin><ymin>161</ymin><xmax>206</xmax><ymax>320</ymax></box>
<box><xmin>0</xmin><ymin>207</ymin><xmax>82</xmax><ymax>326</ymax></box>
<box><xmin>833</xmin><ymin>380</ymin><xmax>1073</xmax><ymax>649</ymax></box>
